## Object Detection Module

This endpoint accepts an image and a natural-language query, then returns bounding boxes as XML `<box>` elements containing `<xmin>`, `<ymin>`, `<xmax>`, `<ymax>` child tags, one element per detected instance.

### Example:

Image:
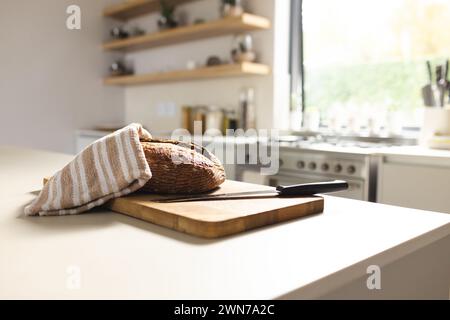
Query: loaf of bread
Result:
<box><xmin>140</xmin><ymin>139</ymin><xmax>226</xmax><ymax>194</ymax></box>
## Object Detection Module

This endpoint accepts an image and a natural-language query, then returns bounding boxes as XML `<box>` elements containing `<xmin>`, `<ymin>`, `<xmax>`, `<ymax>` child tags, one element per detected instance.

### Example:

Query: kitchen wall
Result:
<box><xmin>0</xmin><ymin>0</ymin><xmax>124</xmax><ymax>153</ymax></box>
<box><xmin>123</xmin><ymin>0</ymin><xmax>291</xmax><ymax>135</ymax></box>
<box><xmin>0</xmin><ymin>0</ymin><xmax>290</xmax><ymax>153</ymax></box>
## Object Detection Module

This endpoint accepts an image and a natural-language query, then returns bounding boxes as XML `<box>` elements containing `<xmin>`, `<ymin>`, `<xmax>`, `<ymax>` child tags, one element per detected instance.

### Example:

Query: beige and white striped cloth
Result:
<box><xmin>25</xmin><ymin>123</ymin><xmax>152</xmax><ymax>216</ymax></box>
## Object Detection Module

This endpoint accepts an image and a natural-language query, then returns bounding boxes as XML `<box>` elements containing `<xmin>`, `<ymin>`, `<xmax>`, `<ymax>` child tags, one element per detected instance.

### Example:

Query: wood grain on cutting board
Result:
<box><xmin>105</xmin><ymin>180</ymin><xmax>324</xmax><ymax>238</ymax></box>
<box><xmin>43</xmin><ymin>178</ymin><xmax>323</xmax><ymax>238</ymax></box>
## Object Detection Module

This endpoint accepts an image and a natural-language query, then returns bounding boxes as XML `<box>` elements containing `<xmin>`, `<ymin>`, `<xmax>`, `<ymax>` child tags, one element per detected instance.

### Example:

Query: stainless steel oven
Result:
<box><xmin>236</xmin><ymin>145</ymin><xmax>377</xmax><ymax>201</ymax></box>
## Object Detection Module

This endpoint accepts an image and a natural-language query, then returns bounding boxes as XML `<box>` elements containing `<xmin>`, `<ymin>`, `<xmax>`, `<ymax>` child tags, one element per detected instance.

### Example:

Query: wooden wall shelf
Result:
<box><xmin>103</xmin><ymin>14</ymin><xmax>271</xmax><ymax>51</ymax></box>
<box><xmin>104</xmin><ymin>0</ymin><xmax>197</xmax><ymax>21</ymax></box>
<box><xmin>104</xmin><ymin>62</ymin><xmax>270</xmax><ymax>86</ymax></box>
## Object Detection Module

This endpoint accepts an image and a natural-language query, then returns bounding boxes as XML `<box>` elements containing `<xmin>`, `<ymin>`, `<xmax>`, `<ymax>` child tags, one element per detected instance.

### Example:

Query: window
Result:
<box><xmin>291</xmin><ymin>0</ymin><xmax>450</xmax><ymax>133</ymax></box>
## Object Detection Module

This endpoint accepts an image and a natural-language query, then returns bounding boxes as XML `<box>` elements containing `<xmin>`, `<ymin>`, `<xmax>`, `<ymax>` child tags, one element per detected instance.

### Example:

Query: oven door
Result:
<box><xmin>267</xmin><ymin>172</ymin><xmax>366</xmax><ymax>201</ymax></box>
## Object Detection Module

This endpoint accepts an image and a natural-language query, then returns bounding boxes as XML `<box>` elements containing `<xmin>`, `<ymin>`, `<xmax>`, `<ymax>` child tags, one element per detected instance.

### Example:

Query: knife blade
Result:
<box><xmin>156</xmin><ymin>180</ymin><xmax>348</xmax><ymax>203</ymax></box>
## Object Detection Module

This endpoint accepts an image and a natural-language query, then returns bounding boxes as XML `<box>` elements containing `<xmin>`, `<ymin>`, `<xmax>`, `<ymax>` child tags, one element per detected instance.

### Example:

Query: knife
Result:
<box><xmin>156</xmin><ymin>180</ymin><xmax>348</xmax><ymax>203</ymax></box>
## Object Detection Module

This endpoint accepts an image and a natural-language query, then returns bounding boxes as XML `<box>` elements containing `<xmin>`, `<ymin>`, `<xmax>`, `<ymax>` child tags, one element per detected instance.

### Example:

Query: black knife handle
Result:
<box><xmin>276</xmin><ymin>180</ymin><xmax>348</xmax><ymax>196</ymax></box>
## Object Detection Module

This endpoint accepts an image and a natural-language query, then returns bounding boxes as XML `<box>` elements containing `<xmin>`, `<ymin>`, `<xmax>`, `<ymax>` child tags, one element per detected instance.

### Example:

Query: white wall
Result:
<box><xmin>123</xmin><ymin>0</ymin><xmax>291</xmax><ymax>135</ymax></box>
<box><xmin>0</xmin><ymin>0</ymin><xmax>124</xmax><ymax>153</ymax></box>
<box><xmin>0</xmin><ymin>0</ymin><xmax>290</xmax><ymax>153</ymax></box>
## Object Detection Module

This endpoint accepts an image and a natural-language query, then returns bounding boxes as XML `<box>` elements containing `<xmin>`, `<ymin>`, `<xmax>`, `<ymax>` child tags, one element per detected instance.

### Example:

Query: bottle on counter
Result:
<box><xmin>205</xmin><ymin>106</ymin><xmax>224</xmax><ymax>134</ymax></box>
<box><xmin>192</xmin><ymin>106</ymin><xmax>207</xmax><ymax>135</ymax></box>
<box><xmin>181</xmin><ymin>106</ymin><xmax>192</xmax><ymax>133</ymax></box>
<box><xmin>223</xmin><ymin>110</ymin><xmax>239</xmax><ymax>133</ymax></box>
<box><xmin>239</xmin><ymin>87</ymin><xmax>256</xmax><ymax>130</ymax></box>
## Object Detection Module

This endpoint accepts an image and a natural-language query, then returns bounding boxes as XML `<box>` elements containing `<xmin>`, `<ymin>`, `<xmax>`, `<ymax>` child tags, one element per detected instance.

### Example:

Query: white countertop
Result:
<box><xmin>376</xmin><ymin>146</ymin><xmax>450</xmax><ymax>158</ymax></box>
<box><xmin>1</xmin><ymin>146</ymin><xmax>449</xmax><ymax>299</ymax></box>
<box><xmin>374</xmin><ymin>146</ymin><xmax>450</xmax><ymax>167</ymax></box>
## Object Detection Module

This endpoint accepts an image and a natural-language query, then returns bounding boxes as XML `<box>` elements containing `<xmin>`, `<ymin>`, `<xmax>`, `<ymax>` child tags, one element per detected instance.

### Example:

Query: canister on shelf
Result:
<box><xmin>223</xmin><ymin>110</ymin><xmax>239</xmax><ymax>132</ymax></box>
<box><xmin>231</xmin><ymin>34</ymin><xmax>256</xmax><ymax>63</ymax></box>
<box><xmin>205</xmin><ymin>106</ymin><xmax>224</xmax><ymax>134</ymax></box>
<box><xmin>192</xmin><ymin>106</ymin><xmax>207</xmax><ymax>134</ymax></box>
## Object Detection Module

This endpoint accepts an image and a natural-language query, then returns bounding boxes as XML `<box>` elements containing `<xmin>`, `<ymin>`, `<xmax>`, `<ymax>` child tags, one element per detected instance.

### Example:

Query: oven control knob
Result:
<box><xmin>347</xmin><ymin>165</ymin><xmax>356</xmax><ymax>174</ymax></box>
<box><xmin>308</xmin><ymin>162</ymin><xmax>317</xmax><ymax>170</ymax></box>
<box><xmin>334</xmin><ymin>164</ymin><xmax>343</xmax><ymax>173</ymax></box>
<box><xmin>297</xmin><ymin>160</ymin><xmax>305</xmax><ymax>169</ymax></box>
<box><xmin>321</xmin><ymin>163</ymin><xmax>329</xmax><ymax>171</ymax></box>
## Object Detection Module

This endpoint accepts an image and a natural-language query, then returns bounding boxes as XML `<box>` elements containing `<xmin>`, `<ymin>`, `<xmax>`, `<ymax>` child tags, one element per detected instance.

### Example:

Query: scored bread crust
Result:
<box><xmin>140</xmin><ymin>139</ymin><xmax>226</xmax><ymax>194</ymax></box>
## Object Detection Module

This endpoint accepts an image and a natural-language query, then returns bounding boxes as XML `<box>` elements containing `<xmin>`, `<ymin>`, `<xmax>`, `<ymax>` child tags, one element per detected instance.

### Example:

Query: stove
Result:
<box><xmin>269</xmin><ymin>145</ymin><xmax>376</xmax><ymax>201</ymax></box>
<box><xmin>236</xmin><ymin>136</ymin><xmax>385</xmax><ymax>201</ymax></box>
<box><xmin>235</xmin><ymin>134</ymin><xmax>418</xmax><ymax>201</ymax></box>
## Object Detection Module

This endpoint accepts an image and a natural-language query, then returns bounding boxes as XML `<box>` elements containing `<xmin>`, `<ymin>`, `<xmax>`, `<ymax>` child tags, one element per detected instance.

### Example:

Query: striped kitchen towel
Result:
<box><xmin>24</xmin><ymin>123</ymin><xmax>153</xmax><ymax>216</ymax></box>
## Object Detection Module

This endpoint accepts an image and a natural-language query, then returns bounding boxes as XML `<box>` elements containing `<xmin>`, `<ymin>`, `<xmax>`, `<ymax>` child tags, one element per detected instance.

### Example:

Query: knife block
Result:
<box><xmin>420</xmin><ymin>107</ymin><xmax>450</xmax><ymax>147</ymax></box>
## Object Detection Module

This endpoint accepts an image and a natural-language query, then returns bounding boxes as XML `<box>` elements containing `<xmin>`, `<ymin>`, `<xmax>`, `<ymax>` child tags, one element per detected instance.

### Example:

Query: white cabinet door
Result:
<box><xmin>377</xmin><ymin>156</ymin><xmax>450</xmax><ymax>213</ymax></box>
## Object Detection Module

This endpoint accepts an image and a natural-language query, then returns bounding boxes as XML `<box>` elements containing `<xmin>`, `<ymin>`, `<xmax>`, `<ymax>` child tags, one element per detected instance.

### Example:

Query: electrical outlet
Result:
<box><xmin>166</xmin><ymin>102</ymin><xmax>177</xmax><ymax>117</ymax></box>
<box><xmin>156</xmin><ymin>102</ymin><xmax>177</xmax><ymax>117</ymax></box>
<box><xmin>156</xmin><ymin>102</ymin><xmax>166</xmax><ymax>117</ymax></box>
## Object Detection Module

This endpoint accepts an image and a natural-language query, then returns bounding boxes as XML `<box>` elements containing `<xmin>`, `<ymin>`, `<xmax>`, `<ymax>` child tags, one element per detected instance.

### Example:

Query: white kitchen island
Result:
<box><xmin>0</xmin><ymin>146</ymin><xmax>449</xmax><ymax>299</ymax></box>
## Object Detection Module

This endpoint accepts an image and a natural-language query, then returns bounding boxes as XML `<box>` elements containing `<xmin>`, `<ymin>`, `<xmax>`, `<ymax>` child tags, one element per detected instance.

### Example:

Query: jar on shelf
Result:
<box><xmin>231</xmin><ymin>34</ymin><xmax>256</xmax><ymax>63</ymax></box>
<box><xmin>221</xmin><ymin>0</ymin><xmax>244</xmax><ymax>18</ymax></box>
<box><xmin>223</xmin><ymin>110</ymin><xmax>239</xmax><ymax>132</ymax></box>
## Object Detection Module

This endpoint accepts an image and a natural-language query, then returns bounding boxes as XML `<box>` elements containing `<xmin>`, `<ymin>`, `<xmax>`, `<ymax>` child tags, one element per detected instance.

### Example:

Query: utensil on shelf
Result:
<box><xmin>422</xmin><ymin>85</ymin><xmax>436</xmax><ymax>107</ymax></box>
<box><xmin>423</xmin><ymin>60</ymin><xmax>450</xmax><ymax>107</ymax></box>
<box><xmin>436</xmin><ymin>65</ymin><xmax>448</xmax><ymax>107</ymax></box>
<box><xmin>156</xmin><ymin>180</ymin><xmax>349</xmax><ymax>203</ymax></box>
<box><xmin>422</xmin><ymin>61</ymin><xmax>436</xmax><ymax>107</ymax></box>
<box><xmin>439</xmin><ymin>60</ymin><xmax>449</xmax><ymax>106</ymax></box>
<box><xmin>426</xmin><ymin>60</ymin><xmax>433</xmax><ymax>83</ymax></box>
<box><xmin>443</xmin><ymin>60</ymin><xmax>449</xmax><ymax>81</ymax></box>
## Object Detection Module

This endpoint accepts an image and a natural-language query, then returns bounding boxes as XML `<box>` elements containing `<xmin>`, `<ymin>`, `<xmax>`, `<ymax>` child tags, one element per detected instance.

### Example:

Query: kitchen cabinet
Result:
<box><xmin>377</xmin><ymin>148</ymin><xmax>450</xmax><ymax>213</ymax></box>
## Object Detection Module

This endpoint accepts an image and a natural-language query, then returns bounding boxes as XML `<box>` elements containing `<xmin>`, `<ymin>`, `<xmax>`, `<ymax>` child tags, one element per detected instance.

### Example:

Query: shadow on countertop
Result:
<box><xmin>18</xmin><ymin>191</ymin><xmax>317</xmax><ymax>246</ymax></box>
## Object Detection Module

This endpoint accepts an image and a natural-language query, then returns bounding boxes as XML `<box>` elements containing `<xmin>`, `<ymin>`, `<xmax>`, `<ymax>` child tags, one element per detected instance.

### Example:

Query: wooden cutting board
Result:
<box><xmin>105</xmin><ymin>180</ymin><xmax>324</xmax><ymax>238</ymax></box>
<box><xmin>42</xmin><ymin>178</ymin><xmax>323</xmax><ymax>238</ymax></box>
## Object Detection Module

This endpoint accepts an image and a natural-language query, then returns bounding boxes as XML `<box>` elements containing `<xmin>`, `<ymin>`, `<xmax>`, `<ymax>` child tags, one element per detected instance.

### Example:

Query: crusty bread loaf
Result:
<box><xmin>140</xmin><ymin>139</ymin><xmax>226</xmax><ymax>194</ymax></box>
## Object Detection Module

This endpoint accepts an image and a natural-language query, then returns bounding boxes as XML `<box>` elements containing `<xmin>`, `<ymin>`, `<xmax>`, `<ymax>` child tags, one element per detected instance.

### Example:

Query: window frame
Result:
<box><xmin>289</xmin><ymin>0</ymin><xmax>305</xmax><ymax>127</ymax></box>
<box><xmin>289</xmin><ymin>0</ymin><xmax>424</xmax><ymax>133</ymax></box>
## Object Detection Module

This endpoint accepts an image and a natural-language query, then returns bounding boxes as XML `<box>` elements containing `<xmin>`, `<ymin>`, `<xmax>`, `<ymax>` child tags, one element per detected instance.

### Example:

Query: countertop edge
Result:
<box><xmin>275</xmin><ymin>221</ymin><xmax>450</xmax><ymax>299</ymax></box>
